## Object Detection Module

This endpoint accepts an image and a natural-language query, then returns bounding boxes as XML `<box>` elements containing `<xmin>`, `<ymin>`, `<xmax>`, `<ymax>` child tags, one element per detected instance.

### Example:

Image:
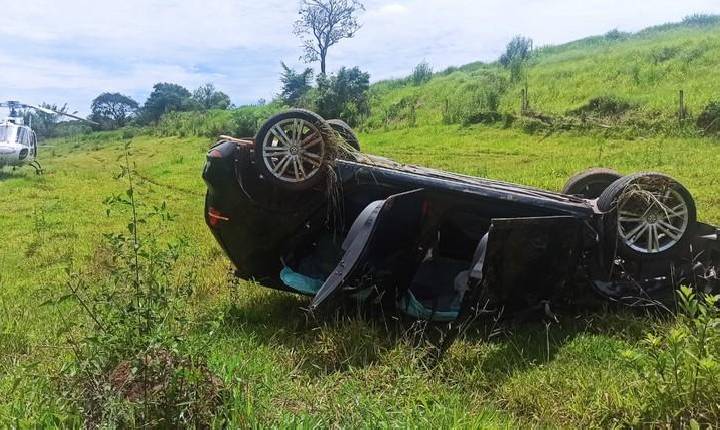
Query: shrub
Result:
<box><xmin>622</xmin><ymin>287</ymin><xmax>720</xmax><ymax>425</ymax></box>
<box><xmin>570</xmin><ymin>96</ymin><xmax>635</xmax><ymax>117</ymax></box>
<box><xmin>383</xmin><ymin>95</ymin><xmax>419</xmax><ymax>127</ymax></box>
<box><xmin>499</xmin><ymin>36</ymin><xmax>533</xmax><ymax>67</ymax></box>
<box><xmin>517</xmin><ymin>116</ymin><xmax>550</xmax><ymax>134</ymax></box>
<box><xmin>650</xmin><ymin>46</ymin><xmax>681</xmax><ymax>64</ymax></box>
<box><xmin>155</xmin><ymin>103</ymin><xmax>282</xmax><ymax>138</ymax></box>
<box><xmin>51</xmin><ymin>145</ymin><xmax>225</xmax><ymax>426</ymax></box>
<box><xmin>411</xmin><ymin>61</ymin><xmax>433</xmax><ymax>86</ymax></box>
<box><xmin>279</xmin><ymin>62</ymin><xmax>314</xmax><ymax>106</ymax></box>
<box><xmin>697</xmin><ymin>100</ymin><xmax>720</xmax><ymax>135</ymax></box>
<box><xmin>605</xmin><ymin>29</ymin><xmax>630</xmax><ymax>41</ymax></box>
<box><xmin>314</xmin><ymin>67</ymin><xmax>371</xmax><ymax>126</ymax></box>
<box><xmin>682</xmin><ymin>14</ymin><xmax>720</xmax><ymax>26</ymax></box>
<box><xmin>440</xmin><ymin>66</ymin><xmax>459</xmax><ymax>76</ymax></box>
<box><xmin>442</xmin><ymin>72</ymin><xmax>508</xmax><ymax>125</ymax></box>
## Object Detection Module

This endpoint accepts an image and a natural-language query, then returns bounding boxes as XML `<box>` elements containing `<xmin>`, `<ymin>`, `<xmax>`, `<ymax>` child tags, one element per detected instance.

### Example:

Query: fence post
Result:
<box><xmin>520</xmin><ymin>88</ymin><xmax>527</xmax><ymax>115</ymax></box>
<box><xmin>678</xmin><ymin>89</ymin><xmax>685</xmax><ymax>122</ymax></box>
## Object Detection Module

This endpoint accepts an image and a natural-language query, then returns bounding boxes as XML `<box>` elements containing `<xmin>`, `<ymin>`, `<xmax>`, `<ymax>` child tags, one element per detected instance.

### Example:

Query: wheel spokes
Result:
<box><xmin>262</xmin><ymin>117</ymin><xmax>325</xmax><ymax>183</ymax></box>
<box><xmin>270</xmin><ymin>125</ymin><xmax>292</xmax><ymax>147</ymax></box>
<box><xmin>617</xmin><ymin>184</ymin><xmax>689</xmax><ymax>253</ymax></box>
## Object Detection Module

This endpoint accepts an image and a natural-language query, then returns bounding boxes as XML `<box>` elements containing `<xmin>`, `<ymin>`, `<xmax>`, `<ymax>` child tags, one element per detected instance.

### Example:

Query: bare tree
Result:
<box><xmin>293</xmin><ymin>0</ymin><xmax>364</xmax><ymax>75</ymax></box>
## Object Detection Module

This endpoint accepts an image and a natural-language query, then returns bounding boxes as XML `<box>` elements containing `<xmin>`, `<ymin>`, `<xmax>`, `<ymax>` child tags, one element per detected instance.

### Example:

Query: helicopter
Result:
<box><xmin>0</xmin><ymin>101</ymin><xmax>95</xmax><ymax>174</ymax></box>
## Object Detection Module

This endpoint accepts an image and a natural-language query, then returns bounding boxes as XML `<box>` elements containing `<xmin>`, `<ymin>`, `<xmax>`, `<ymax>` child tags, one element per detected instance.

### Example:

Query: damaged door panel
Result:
<box><xmin>476</xmin><ymin>216</ymin><xmax>584</xmax><ymax>307</ymax></box>
<box><xmin>310</xmin><ymin>189</ymin><xmax>427</xmax><ymax>311</ymax></box>
<box><xmin>441</xmin><ymin>216</ymin><xmax>585</xmax><ymax>352</ymax></box>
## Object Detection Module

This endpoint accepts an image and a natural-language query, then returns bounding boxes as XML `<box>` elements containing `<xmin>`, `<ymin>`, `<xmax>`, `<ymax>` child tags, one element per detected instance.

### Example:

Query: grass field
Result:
<box><xmin>1</xmin><ymin>124</ymin><xmax>719</xmax><ymax>427</ymax></box>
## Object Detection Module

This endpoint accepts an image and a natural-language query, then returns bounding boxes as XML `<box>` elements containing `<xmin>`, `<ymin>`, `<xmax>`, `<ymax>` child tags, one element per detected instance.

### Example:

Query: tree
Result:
<box><xmin>294</xmin><ymin>0</ymin><xmax>365</xmax><ymax>75</ymax></box>
<box><xmin>192</xmin><ymin>83</ymin><xmax>232</xmax><ymax>110</ymax></box>
<box><xmin>411</xmin><ymin>61</ymin><xmax>433</xmax><ymax>86</ymax></box>
<box><xmin>90</xmin><ymin>92</ymin><xmax>139</xmax><ymax>129</ymax></box>
<box><xmin>499</xmin><ymin>35</ymin><xmax>533</xmax><ymax>67</ymax></box>
<box><xmin>139</xmin><ymin>83</ymin><xmax>195</xmax><ymax>124</ymax></box>
<box><xmin>499</xmin><ymin>35</ymin><xmax>534</xmax><ymax>82</ymax></box>
<box><xmin>279</xmin><ymin>62</ymin><xmax>314</xmax><ymax>106</ymax></box>
<box><xmin>314</xmin><ymin>66</ymin><xmax>370</xmax><ymax>126</ymax></box>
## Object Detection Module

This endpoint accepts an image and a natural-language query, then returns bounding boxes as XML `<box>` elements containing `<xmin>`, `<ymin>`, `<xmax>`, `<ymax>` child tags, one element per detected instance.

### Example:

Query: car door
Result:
<box><xmin>438</xmin><ymin>215</ymin><xmax>585</xmax><ymax>355</ymax></box>
<box><xmin>310</xmin><ymin>189</ymin><xmax>427</xmax><ymax>311</ymax></box>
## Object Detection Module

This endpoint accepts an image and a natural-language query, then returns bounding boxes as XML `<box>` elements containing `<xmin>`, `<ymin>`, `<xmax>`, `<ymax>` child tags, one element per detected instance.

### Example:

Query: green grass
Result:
<box><xmin>1</xmin><ymin>123</ymin><xmax>719</xmax><ymax>427</ymax></box>
<box><xmin>365</xmin><ymin>20</ymin><xmax>720</xmax><ymax>131</ymax></box>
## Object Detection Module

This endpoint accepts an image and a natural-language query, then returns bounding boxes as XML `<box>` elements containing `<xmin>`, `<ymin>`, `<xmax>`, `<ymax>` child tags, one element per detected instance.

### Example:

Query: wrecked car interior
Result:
<box><xmin>203</xmin><ymin>109</ymin><xmax>720</xmax><ymax>343</ymax></box>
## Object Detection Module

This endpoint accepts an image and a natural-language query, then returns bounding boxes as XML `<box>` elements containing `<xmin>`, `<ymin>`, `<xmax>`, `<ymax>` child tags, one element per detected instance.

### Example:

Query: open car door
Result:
<box><xmin>439</xmin><ymin>215</ymin><xmax>584</xmax><ymax>354</ymax></box>
<box><xmin>310</xmin><ymin>189</ymin><xmax>426</xmax><ymax>311</ymax></box>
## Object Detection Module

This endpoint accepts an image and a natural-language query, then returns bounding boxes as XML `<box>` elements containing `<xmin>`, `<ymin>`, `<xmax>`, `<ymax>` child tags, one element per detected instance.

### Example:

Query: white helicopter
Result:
<box><xmin>0</xmin><ymin>101</ymin><xmax>94</xmax><ymax>174</ymax></box>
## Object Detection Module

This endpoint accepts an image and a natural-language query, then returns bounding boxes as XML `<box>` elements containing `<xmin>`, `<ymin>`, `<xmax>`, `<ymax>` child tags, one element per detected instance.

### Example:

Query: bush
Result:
<box><xmin>682</xmin><ymin>14</ymin><xmax>720</xmax><ymax>26</ymax></box>
<box><xmin>569</xmin><ymin>96</ymin><xmax>635</xmax><ymax>117</ymax></box>
<box><xmin>499</xmin><ymin>36</ymin><xmax>533</xmax><ymax>67</ymax></box>
<box><xmin>155</xmin><ymin>103</ymin><xmax>282</xmax><ymax>138</ymax></box>
<box><xmin>51</xmin><ymin>146</ymin><xmax>225</xmax><ymax>426</ymax></box>
<box><xmin>442</xmin><ymin>71</ymin><xmax>508</xmax><ymax>125</ymax></box>
<box><xmin>440</xmin><ymin>66</ymin><xmax>459</xmax><ymax>76</ymax></box>
<box><xmin>605</xmin><ymin>29</ymin><xmax>630</xmax><ymax>41</ymax></box>
<box><xmin>517</xmin><ymin>116</ymin><xmax>550</xmax><ymax>134</ymax></box>
<box><xmin>383</xmin><ymin>95</ymin><xmax>419</xmax><ymax>127</ymax></box>
<box><xmin>650</xmin><ymin>46</ymin><xmax>681</xmax><ymax>64</ymax></box>
<box><xmin>411</xmin><ymin>61</ymin><xmax>433</xmax><ymax>86</ymax></box>
<box><xmin>622</xmin><ymin>287</ymin><xmax>720</xmax><ymax>425</ymax></box>
<box><xmin>314</xmin><ymin>67</ymin><xmax>371</xmax><ymax>126</ymax></box>
<box><xmin>697</xmin><ymin>100</ymin><xmax>720</xmax><ymax>135</ymax></box>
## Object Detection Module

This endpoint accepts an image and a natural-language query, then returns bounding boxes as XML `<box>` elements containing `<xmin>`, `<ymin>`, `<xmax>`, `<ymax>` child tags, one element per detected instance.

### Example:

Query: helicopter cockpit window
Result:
<box><xmin>16</xmin><ymin>127</ymin><xmax>26</xmax><ymax>145</ymax></box>
<box><xmin>0</xmin><ymin>125</ymin><xmax>10</xmax><ymax>142</ymax></box>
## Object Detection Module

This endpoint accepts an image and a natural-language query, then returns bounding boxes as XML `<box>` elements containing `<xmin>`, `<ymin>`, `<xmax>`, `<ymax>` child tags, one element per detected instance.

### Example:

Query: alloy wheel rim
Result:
<box><xmin>617</xmin><ymin>186</ymin><xmax>689</xmax><ymax>254</ymax></box>
<box><xmin>261</xmin><ymin>118</ymin><xmax>325</xmax><ymax>183</ymax></box>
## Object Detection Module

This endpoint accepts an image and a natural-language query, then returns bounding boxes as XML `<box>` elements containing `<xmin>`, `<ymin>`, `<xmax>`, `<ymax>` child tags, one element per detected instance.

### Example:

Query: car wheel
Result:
<box><xmin>597</xmin><ymin>172</ymin><xmax>697</xmax><ymax>260</ymax></box>
<box><xmin>327</xmin><ymin>119</ymin><xmax>361</xmax><ymax>151</ymax></box>
<box><xmin>562</xmin><ymin>168</ymin><xmax>622</xmax><ymax>199</ymax></box>
<box><xmin>254</xmin><ymin>109</ymin><xmax>330</xmax><ymax>191</ymax></box>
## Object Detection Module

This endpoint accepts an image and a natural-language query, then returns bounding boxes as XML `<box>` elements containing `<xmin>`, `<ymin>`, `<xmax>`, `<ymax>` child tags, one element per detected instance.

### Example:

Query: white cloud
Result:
<box><xmin>377</xmin><ymin>3</ymin><xmax>408</xmax><ymax>14</ymax></box>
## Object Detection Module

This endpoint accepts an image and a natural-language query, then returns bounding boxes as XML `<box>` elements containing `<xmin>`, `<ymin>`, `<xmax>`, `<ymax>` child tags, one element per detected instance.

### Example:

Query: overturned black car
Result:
<box><xmin>203</xmin><ymin>109</ymin><xmax>719</xmax><ymax>327</ymax></box>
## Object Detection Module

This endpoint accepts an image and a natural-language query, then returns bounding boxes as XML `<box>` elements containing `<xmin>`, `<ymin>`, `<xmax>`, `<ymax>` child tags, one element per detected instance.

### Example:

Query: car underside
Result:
<box><xmin>203</xmin><ymin>109</ymin><xmax>720</xmax><ymax>336</ymax></box>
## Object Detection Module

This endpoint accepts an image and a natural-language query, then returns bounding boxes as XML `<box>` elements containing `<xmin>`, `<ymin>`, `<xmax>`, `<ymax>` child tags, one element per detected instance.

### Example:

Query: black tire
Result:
<box><xmin>327</xmin><ymin>119</ymin><xmax>361</xmax><ymax>151</ymax></box>
<box><xmin>562</xmin><ymin>168</ymin><xmax>622</xmax><ymax>199</ymax></box>
<box><xmin>597</xmin><ymin>172</ymin><xmax>697</xmax><ymax>261</ymax></box>
<box><xmin>254</xmin><ymin>109</ymin><xmax>331</xmax><ymax>191</ymax></box>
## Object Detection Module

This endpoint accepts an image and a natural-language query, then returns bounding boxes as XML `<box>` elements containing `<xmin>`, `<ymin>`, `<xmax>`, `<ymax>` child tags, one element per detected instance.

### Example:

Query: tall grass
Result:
<box><xmin>154</xmin><ymin>103</ymin><xmax>282</xmax><ymax>138</ymax></box>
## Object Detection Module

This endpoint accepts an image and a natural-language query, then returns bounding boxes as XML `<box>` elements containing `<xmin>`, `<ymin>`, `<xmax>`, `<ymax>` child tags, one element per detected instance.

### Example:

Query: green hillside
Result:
<box><xmin>365</xmin><ymin>17</ymin><xmax>720</xmax><ymax>131</ymax></box>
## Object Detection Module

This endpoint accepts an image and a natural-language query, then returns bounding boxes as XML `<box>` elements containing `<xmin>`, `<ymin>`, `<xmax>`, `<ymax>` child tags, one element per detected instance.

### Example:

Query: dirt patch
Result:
<box><xmin>85</xmin><ymin>347</ymin><xmax>225</xmax><ymax>428</ymax></box>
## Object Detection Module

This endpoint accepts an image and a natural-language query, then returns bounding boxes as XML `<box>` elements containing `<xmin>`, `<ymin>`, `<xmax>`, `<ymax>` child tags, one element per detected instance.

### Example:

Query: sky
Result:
<box><xmin>2</xmin><ymin>0</ymin><xmax>720</xmax><ymax>116</ymax></box>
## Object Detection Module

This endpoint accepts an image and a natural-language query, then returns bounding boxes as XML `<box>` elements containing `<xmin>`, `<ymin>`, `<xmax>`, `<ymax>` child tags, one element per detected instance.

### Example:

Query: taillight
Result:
<box><xmin>208</xmin><ymin>149</ymin><xmax>223</xmax><ymax>158</ymax></box>
<box><xmin>207</xmin><ymin>207</ymin><xmax>230</xmax><ymax>227</ymax></box>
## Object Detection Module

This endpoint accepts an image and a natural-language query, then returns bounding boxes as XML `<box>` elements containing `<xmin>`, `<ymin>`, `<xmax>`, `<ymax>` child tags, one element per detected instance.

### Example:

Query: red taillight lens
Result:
<box><xmin>208</xmin><ymin>207</ymin><xmax>230</xmax><ymax>227</ymax></box>
<box><xmin>208</xmin><ymin>149</ymin><xmax>223</xmax><ymax>158</ymax></box>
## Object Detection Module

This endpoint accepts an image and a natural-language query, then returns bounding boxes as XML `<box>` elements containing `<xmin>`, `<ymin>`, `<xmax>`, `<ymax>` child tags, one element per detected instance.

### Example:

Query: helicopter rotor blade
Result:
<box><xmin>2</xmin><ymin>101</ymin><xmax>99</xmax><ymax>125</ymax></box>
<box><xmin>25</xmin><ymin>104</ymin><xmax>57</xmax><ymax>115</ymax></box>
<box><xmin>23</xmin><ymin>103</ymin><xmax>99</xmax><ymax>125</ymax></box>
